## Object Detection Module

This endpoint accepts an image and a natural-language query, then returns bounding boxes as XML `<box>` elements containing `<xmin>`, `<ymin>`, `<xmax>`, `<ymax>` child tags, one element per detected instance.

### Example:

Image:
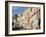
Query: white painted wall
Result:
<box><xmin>0</xmin><ymin>0</ymin><xmax>46</xmax><ymax>37</ymax></box>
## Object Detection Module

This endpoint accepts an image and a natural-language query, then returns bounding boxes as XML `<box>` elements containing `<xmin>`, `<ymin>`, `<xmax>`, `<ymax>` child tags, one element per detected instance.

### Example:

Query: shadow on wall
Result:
<box><xmin>5</xmin><ymin>36</ymin><xmax>13</xmax><ymax>37</ymax></box>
